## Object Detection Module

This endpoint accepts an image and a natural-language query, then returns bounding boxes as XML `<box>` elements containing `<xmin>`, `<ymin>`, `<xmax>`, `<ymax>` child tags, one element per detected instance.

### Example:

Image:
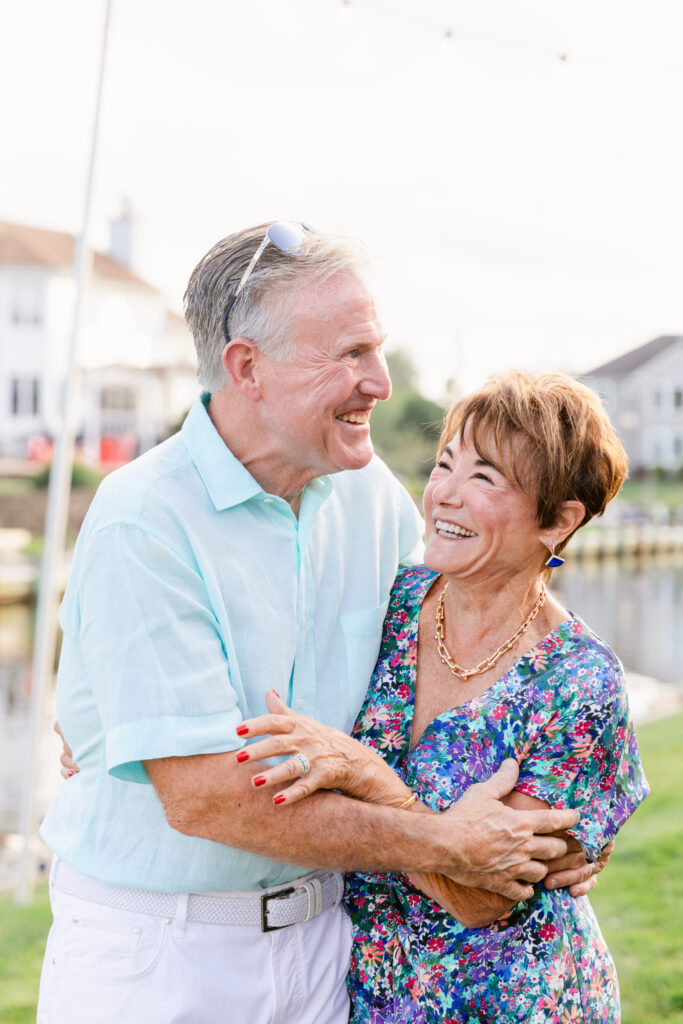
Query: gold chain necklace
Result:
<box><xmin>434</xmin><ymin>582</ymin><xmax>547</xmax><ymax>682</ymax></box>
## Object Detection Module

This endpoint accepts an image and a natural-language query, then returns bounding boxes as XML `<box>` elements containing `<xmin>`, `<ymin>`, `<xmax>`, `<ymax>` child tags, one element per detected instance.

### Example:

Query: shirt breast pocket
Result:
<box><xmin>341</xmin><ymin>597</ymin><xmax>390</xmax><ymax>726</ymax></box>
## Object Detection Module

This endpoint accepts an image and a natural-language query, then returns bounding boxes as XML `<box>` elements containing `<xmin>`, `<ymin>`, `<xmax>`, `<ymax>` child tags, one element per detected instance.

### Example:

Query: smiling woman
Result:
<box><xmin>240</xmin><ymin>370</ymin><xmax>648</xmax><ymax>1023</ymax></box>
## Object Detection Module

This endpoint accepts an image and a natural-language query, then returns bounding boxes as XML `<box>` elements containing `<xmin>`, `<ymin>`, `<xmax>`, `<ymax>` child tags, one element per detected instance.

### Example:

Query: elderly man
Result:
<box><xmin>39</xmin><ymin>223</ymin><xmax>584</xmax><ymax>1024</ymax></box>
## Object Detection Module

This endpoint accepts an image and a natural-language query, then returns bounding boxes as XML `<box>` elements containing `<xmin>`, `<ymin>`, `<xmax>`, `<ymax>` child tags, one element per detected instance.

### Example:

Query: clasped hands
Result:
<box><xmin>234</xmin><ymin>691</ymin><xmax>612</xmax><ymax>902</ymax></box>
<box><xmin>56</xmin><ymin>693</ymin><xmax>612</xmax><ymax>905</ymax></box>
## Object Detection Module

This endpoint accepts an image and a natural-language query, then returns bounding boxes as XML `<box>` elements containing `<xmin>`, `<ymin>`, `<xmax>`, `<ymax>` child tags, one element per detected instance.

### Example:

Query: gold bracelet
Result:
<box><xmin>396</xmin><ymin>792</ymin><xmax>418</xmax><ymax>809</ymax></box>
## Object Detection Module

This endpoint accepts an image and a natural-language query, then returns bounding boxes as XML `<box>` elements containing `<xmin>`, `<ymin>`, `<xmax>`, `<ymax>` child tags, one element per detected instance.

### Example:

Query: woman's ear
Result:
<box><xmin>221</xmin><ymin>339</ymin><xmax>263</xmax><ymax>402</ymax></box>
<box><xmin>539</xmin><ymin>500</ymin><xmax>586</xmax><ymax>552</ymax></box>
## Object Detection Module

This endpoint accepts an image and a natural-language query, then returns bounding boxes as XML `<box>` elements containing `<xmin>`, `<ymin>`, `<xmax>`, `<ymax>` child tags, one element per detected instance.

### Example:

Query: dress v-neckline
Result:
<box><xmin>404</xmin><ymin>571</ymin><xmax>581</xmax><ymax>754</ymax></box>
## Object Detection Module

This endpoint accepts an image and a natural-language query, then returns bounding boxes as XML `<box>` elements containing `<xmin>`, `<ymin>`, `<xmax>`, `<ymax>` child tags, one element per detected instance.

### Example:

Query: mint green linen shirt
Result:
<box><xmin>40</xmin><ymin>395</ymin><xmax>424</xmax><ymax>893</ymax></box>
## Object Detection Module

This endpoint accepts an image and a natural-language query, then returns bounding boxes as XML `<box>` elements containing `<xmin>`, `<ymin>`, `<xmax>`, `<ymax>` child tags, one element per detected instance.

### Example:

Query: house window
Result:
<box><xmin>10</xmin><ymin>377</ymin><xmax>40</xmax><ymax>416</ymax></box>
<box><xmin>11</xmin><ymin>280</ymin><xmax>43</xmax><ymax>325</ymax></box>
<box><xmin>100</xmin><ymin>386</ymin><xmax>136</xmax><ymax>411</ymax></box>
<box><xmin>675</xmin><ymin>388</ymin><xmax>683</xmax><ymax>409</ymax></box>
<box><xmin>674</xmin><ymin>436</ymin><xmax>682</xmax><ymax>457</ymax></box>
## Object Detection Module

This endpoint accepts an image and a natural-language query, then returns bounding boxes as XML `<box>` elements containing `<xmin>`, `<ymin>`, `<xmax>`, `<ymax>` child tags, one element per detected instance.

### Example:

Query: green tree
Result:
<box><xmin>371</xmin><ymin>351</ymin><xmax>445</xmax><ymax>482</ymax></box>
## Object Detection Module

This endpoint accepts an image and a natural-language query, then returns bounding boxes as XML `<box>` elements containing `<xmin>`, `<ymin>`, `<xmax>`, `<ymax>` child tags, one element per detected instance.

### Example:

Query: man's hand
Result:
<box><xmin>54</xmin><ymin>720</ymin><xmax>79</xmax><ymax>778</ymax></box>
<box><xmin>545</xmin><ymin>838</ymin><xmax>614</xmax><ymax>897</ymax></box>
<box><xmin>435</xmin><ymin>759</ymin><xmax>580</xmax><ymax>902</ymax></box>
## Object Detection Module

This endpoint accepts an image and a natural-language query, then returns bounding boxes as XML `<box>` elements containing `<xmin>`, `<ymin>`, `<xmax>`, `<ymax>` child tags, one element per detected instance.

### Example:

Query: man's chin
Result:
<box><xmin>334</xmin><ymin>441</ymin><xmax>375</xmax><ymax>473</ymax></box>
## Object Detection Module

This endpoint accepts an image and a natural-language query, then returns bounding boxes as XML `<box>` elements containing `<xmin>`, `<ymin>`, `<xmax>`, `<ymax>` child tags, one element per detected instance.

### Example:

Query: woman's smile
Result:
<box><xmin>433</xmin><ymin>520</ymin><xmax>477</xmax><ymax>539</ymax></box>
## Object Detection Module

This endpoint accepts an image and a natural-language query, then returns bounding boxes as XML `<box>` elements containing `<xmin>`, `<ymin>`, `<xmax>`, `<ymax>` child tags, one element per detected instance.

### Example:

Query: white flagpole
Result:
<box><xmin>14</xmin><ymin>0</ymin><xmax>114</xmax><ymax>904</ymax></box>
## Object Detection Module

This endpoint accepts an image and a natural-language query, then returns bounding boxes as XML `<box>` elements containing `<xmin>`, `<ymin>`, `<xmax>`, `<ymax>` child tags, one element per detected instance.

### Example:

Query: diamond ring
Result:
<box><xmin>292</xmin><ymin>753</ymin><xmax>311</xmax><ymax>777</ymax></box>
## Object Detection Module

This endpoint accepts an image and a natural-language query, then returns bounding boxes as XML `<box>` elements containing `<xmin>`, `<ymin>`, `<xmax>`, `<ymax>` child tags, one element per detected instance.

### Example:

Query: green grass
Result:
<box><xmin>0</xmin><ymin>478</ymin><xmax>34</xmax><ymax>495</ymax></box>
<box><xmin>1</xmin><ymin>714</ymin><xmax>681</xmax><ymax>1023</ymax></box>
<box><xmin>590</xmin><ymin>712</ymin><xmax>683</xmax><ymax>1024</ymax></box>
<box><xmin>619</xmin><ymin>478</ymin><xmax>683</xmax><ymax>510</ymax></box>
<box><xmin>0</xmin><ymin>883</ymin><xmax>50</xmax><ymax>1023</ymax></box>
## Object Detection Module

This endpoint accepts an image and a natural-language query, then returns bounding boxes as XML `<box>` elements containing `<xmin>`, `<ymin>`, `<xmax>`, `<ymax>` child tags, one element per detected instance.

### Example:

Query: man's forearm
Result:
<box><xmin>145</xmin><ymin>752</ymin><xmax>579</xmax><ymax>901</ymax></box>
<box><xmin>146</xmin><ymin>752</ymin><xmax>447</xmax><ymax>876</ymax></box>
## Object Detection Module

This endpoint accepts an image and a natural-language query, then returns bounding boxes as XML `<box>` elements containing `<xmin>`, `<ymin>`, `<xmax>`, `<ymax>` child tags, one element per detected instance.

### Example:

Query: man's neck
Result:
<box><xmin>206</xmin><ymin>391</ymin><xmax>313</xmax><ymax>515</ymax></box>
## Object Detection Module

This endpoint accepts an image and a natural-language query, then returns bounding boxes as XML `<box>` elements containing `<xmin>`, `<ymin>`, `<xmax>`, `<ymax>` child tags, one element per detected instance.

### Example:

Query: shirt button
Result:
<box><xmin>298</xmin><ymin>699</ymin><xmax>306</xmax><ymax>710</ymax></box>
<box><xmin>264</xmin><ymin>497</ymin><xmax>273</xmax><ymax>504</ymax></box>
<box><xmin>165</xmin><ymin>918</ymin><xmax>172</xmax><ymax>926</ymax></box>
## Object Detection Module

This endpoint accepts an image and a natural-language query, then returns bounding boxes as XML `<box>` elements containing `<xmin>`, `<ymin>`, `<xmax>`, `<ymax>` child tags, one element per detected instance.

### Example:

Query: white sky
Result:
<box><xmin>2</xmin><ymin>0</ymin><xmax>683</xmax><ymax>398</ymax></box>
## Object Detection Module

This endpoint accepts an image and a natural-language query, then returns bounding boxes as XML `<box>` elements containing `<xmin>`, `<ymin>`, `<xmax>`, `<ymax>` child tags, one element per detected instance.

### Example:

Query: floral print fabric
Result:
<box><xmin>345</xmin><ymin>566</ymin><xmax>649</xmax><ymax>1023</ymax></box>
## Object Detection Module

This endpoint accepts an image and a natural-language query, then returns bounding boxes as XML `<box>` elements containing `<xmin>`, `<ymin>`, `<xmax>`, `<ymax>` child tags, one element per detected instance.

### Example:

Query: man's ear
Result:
<box><xmin>539</xmin><ymin>500</ymin><xmax>586</xmax><ymax>552</ymax></box>
<box><xmin>221</xmin><ymin>339</ymin><xmax>263</xmax><ymax>402</ymax></box>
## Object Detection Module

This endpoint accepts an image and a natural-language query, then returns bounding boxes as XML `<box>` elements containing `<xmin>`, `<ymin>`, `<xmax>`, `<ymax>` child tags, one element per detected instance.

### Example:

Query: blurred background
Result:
<box><xmin>0</xmin><ymin>2</ymin><xmax>682</xmax><ymax>1021</ymax></box>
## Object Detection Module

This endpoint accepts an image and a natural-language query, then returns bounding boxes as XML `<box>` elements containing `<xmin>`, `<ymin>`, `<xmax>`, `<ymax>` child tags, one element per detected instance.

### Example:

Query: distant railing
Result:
<box><xmin>566</xmin><ymin>523</ymin><xmax>683</xmax><ymax>560</ymax></box>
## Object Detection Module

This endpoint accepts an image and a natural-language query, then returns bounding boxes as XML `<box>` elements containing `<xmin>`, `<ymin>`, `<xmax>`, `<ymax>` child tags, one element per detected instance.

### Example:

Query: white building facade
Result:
<box><xmin>0</xmin><ymin>220</ymin><xmax>197</xmax><ymax>461</ymax></box>
<box><xmin>581</xmin><ymin>335</ymin><xmax>683</xmax><ymax>473</ymax></box>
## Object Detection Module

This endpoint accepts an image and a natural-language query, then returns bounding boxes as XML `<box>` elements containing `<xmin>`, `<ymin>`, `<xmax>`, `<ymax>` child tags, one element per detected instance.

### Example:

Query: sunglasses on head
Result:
<box><xmin>221</xmin><ymin>221</ymin><xmax>313</xmax><ymax>345</ymax></box>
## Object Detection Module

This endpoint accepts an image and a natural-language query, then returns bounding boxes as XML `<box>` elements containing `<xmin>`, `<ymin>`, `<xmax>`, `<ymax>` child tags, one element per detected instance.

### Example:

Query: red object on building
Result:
<box><xmin>99</xmin><ymin>435</ymin><xmax>137</xmax><ymax>465</ymax></box>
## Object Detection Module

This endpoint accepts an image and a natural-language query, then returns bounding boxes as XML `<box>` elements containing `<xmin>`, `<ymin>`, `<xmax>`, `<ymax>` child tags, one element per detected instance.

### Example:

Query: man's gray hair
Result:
<box><xmin>184</xmin><ymin>223</ymin><xmax>367</xmax><ymax>392</ymax></box>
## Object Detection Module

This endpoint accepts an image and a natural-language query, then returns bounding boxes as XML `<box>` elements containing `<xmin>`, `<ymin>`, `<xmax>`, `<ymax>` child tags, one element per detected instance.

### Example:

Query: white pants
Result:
<box><xmin>38</xmin><ymin>864</ymin><xmax>354</xmax><ymax>1024</ymax></box>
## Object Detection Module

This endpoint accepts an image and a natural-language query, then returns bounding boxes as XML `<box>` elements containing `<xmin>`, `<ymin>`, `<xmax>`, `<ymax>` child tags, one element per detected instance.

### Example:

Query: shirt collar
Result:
<box><xmin>181</xmin><ymin>395</ymin><xmax>263</xmax><ymax>511</ymax></box>
<box><xmin>181</xmin><ymin>394</ymin><xmax>334</xmax><ymax>512</ymax></box>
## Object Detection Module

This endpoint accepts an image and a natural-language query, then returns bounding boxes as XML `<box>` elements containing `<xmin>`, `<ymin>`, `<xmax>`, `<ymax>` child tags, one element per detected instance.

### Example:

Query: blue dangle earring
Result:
<box><xmin>545</xmin><ymin>544</ymin><xmax>565</xmax><ymax>568</ymax></box>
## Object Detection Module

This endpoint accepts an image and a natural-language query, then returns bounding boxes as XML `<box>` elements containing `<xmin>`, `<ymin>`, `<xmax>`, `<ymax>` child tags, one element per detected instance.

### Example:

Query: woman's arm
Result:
<box><xmin>406</xmin><ymin>790</ymin><xmax>550</xmax><ymax>927</ymax></box>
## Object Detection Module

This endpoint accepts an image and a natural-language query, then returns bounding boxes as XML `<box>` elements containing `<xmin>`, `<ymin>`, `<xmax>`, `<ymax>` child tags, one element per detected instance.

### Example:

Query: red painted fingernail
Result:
<box><xmin>253</xmin><ymin>775</ymin><xmax>267</xmax><ymax>787</ymax></box>
<box><xmin>273</xmin><ymin>794</ymin><xmax>286</xmax><ymax>805</ymax></box>
<box><xmin>236</xmin><ymin>725</ymin><xmax>249</xmax><ymax>736</ymax></box>
<box><xmin>273</xmin><ymin>690</ymin><xmax>280</xmax><ymax>699</ymax></box>
<box><xmin>68</xmin><ymin>771</ymin><xmax>75</xmax><ymax>778</ymax></box>
<box><xmin>235</xmin><ymin>751</ymin><xmax>249</xmax><ymax>763</ymax></box>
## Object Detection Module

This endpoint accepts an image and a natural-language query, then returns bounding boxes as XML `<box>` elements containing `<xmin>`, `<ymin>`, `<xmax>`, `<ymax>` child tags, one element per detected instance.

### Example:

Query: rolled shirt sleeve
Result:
<box><xmin>73</xmin><ymin>523</ymin><xmax>245</xmax><ymax>783</ymax></box>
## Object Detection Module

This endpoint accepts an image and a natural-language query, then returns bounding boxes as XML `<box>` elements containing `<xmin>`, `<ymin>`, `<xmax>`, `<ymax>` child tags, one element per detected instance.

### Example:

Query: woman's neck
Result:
<box><xmin>437</xmin><ymin>570</ymin><xmax>561</xmax><ymax>660</ymax></box>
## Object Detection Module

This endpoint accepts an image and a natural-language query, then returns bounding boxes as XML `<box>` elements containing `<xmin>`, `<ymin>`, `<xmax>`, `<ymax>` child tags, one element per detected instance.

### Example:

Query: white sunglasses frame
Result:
<box><xmin>221</xmin><ymin>222</ymin><xmax>309</xmax><ymax>344</ymax></box>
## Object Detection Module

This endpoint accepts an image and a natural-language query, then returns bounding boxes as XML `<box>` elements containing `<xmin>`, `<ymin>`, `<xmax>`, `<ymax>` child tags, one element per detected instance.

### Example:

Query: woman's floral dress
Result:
<box><xmin>345</xmin><ymin>566</ymin><xmax>649</xmax><ymax>1023</ymax></box>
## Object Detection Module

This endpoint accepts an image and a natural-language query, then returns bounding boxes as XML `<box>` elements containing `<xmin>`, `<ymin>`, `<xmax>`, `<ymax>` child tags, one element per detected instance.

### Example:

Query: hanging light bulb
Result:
<box><xmin>442</xmin><ymin>27</ymin><xmax>454</xmax><ymax>51</ymax></box>
<box><xmin>556</xmin><ymin>53</ymin><xmax>569</xmax><ymax>77</ymax></box>
<box><xmin>339</xmin><ymin>0</ymin><xmax>352</xmax><ymax>22</ymax></box>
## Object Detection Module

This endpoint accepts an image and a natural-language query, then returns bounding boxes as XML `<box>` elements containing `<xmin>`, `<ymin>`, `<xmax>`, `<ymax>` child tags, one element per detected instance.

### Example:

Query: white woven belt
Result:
<box><xmin>53</xmin><ymin>860</ymin><xmax>344</xmax><ymax>933</ymax></box>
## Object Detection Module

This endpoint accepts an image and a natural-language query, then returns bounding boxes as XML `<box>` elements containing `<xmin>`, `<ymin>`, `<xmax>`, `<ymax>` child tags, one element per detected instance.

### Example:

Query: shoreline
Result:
<box><xmin>623</xmin><ymin>670</ymin><xmax>683</xmax><ymax>726</ymax></box>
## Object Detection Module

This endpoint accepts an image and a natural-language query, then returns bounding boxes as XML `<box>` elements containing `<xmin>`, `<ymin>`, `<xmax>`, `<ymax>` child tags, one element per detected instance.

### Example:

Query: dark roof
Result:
<box><xmin>584</xmin><ymin>335</ymin><xmax>680</xmax><ymax>376</ymax></box>
<box><xmin>0</xmin><ymin>220</ymin><xmax>158</xmax><ymax>292</ymax></box>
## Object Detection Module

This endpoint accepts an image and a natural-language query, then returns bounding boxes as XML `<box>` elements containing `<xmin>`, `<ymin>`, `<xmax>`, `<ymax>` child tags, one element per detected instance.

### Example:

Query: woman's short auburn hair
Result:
<box><xmin>438</xmin><ymin>371</ymin><xmax>628</xmax><ymax>550</ymax></box>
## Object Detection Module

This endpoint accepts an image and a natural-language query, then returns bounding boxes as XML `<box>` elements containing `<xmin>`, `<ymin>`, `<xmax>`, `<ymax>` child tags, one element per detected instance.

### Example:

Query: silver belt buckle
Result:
<box><xmin>260</xmin><ymin>886</ymin><xmax>295</xmax><ymax>933</ymax></box>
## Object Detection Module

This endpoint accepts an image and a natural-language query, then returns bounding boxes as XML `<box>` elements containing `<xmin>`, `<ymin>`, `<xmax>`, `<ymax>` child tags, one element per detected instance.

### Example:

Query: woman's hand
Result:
<box><xmin>235</xmin><ymin>691</ymin><xmax>413</xmax><ymax>808</ymax></box>
<box><xmin>544</xmin><ymin>838</ymin><xmax>614</xmax><ymax>897</ymax></box>
<box><xmin>54</xmin><ymin>720</ymin><xmax>79</xmax><ymax>779</ymax></box>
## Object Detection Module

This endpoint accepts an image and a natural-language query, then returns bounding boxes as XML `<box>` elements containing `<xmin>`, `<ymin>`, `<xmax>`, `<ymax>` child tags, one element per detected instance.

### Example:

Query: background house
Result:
<box><xmin>0</xmin><ymin>217</ymin><xmax>197</xmax><ymax>462</ymax></box>
<box><xmin>581</xmin><ymin>336</ymin><xmax>683</xmax><ymax>473</ymax></box>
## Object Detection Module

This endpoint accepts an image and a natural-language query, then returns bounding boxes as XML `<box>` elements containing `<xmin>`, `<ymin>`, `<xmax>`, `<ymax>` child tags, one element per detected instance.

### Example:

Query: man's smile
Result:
<box><xmin>336</xmin><ymin>410</ymin><xmax>372</xmax><ymax>425</ymax></box>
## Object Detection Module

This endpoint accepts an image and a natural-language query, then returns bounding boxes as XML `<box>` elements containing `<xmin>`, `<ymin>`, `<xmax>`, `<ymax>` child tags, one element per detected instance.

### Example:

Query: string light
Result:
<box><xmin>339</xmin><ymin>1</ymin><xmax>578</xmax><ymax>78</ymax></box>
<box><xmin>331</xmin><ymin>0</ymin><xmax>683</xmax><ymax>81</ymax></box>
